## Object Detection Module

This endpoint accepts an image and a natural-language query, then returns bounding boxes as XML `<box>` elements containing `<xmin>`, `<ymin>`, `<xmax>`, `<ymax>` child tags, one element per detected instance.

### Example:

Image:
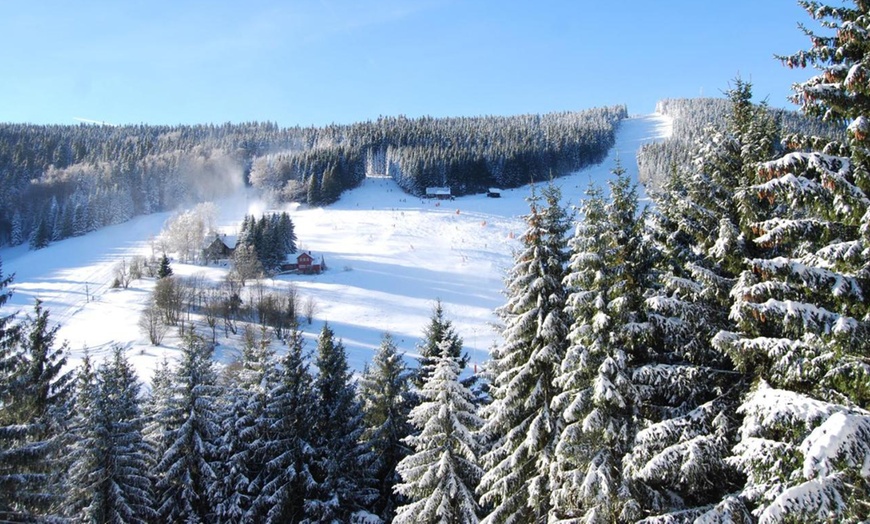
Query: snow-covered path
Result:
<box><xmin>0</xmin><ymin>113</ymin><xmax>672</xmax><ymax>379</ymax></box>
<box><xmin>0</xmin><ymin>214</ymin><xmax>169</xmax><ymax>327</ymax></box>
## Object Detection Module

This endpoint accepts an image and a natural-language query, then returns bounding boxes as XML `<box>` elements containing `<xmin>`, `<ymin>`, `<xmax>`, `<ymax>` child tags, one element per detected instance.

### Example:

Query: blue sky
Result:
<box><xmin>1</xmin><ymin>1</ymin><xmax>817</xmax><ymax>127</ymax></box>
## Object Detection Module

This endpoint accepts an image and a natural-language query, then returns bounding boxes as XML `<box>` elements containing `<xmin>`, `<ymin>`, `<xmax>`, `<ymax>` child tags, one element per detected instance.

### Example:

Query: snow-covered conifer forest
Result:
<box><xmin>1</xmin><ymin>1</ymin><xmax>869</xmax><ymax>522</ymax></box>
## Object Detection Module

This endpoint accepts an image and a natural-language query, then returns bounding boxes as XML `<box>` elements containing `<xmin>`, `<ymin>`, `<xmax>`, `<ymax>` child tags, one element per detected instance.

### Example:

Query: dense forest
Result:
<box><xmin>2</xmin><ymin>0</ymin><xmax>870</xmax><ymax>522</ymax></box>
<box><xmin>637</xmin><ymin>96</ymin><xmax>845</xmax><ymax>194</ymax></box>
<box><xmin>0</xmin><ymin>106</ymin><xmax>625</xmax><ymax>250</ymax></box>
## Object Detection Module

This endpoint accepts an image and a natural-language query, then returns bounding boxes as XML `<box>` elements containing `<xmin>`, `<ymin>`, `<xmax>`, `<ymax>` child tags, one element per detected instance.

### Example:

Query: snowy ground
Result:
<box><xmin>0</xmin><ymin>113</ymin><xmax>672</xmax><ymax>382</ymax></box>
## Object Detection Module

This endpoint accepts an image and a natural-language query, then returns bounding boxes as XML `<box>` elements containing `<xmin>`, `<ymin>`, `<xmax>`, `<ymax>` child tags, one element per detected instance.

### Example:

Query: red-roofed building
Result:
<box><xmin>280</xmin><ymin>251</ymin><xmax>325</xmax><ymax>274</ymax></box>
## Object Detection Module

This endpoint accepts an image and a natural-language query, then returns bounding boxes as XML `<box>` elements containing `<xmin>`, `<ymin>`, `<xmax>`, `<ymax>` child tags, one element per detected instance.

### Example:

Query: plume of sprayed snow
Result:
<box><xmin>181</xmin><ymin>149</ymin><xmax>246</xmax><ymax>203</ymax></box>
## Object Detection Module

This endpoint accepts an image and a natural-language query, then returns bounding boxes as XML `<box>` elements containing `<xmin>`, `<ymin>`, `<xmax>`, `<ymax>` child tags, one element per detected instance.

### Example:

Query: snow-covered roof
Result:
<box><xmin>222</xmin><ymin>235</ymin><xmax>237</xmax><ymax>249</ymax></box>
<box><xmin>204</xmin><ymin>233</ymin><xmax>237</xmax><ymax>249</ymax></box>
<box><xmin>287</xmin><ymin>251</ymin><xmax>321</xmax><ymax>263</ymax></box>
<box><xmin>426</xmin><ymin>186</ymin><xmax>451</xmax><ymax>195</ymax></box>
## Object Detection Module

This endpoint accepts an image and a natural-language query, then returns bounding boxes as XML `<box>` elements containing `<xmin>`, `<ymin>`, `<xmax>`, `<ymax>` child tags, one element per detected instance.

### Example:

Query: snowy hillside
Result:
<box><xmin>0</xmin><ymin>114</ymin><xmax>672</xmax><ymax>380</ymax></box>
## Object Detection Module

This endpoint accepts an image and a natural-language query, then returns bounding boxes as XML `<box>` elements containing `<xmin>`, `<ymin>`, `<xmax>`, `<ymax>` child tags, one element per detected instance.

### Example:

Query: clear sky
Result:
<box><xmin>1</xmin><ymin>0</ymin><xmax>819</xmax><ymax>127</ymax></box>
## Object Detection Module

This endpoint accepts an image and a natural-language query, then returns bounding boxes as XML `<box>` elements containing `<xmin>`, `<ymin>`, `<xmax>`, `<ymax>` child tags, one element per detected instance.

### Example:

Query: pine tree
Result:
<box><xmin>66</xmin><ymin>347</ymin><xmax>155</xmax><ymax>523</ymax></box>
<box><xmin>98</xmin><ymin>347</ymin><xmax>154</xmax><ymax>522</ymax></box>
<box><xmin>10</xmin><ymin>211</ymin><xmax>24</xmax><ymax>246</ymax></box>
<box><xmin>65</xmin><ymin>352</ymin><xmax>98</xmax><ymax>519</ymax></box>
<box><xmin>549</xmin><ymin>165</ymin><xmax>653</xmax><ymax>522</ymax></box>
<box><xmin>414</xmin><ymin>299</ymin><xmax>467</xmax><ymax>389</ymax></box>
<box><xmin>255</xmin><ymin>324</ymin><xmax>316</xmax><ymax>523</ymax></box>
<box><xmin>394</xmin><ymin>340</ymin><xmax>484</xmax><ymax>524</ymax></box>
<box><xmin>624</xmin><ymin>82</ymin><xmax>780</xmax><ymax>521</ymax></box>
<box><xmin>143</xmin><ymin>356</ymin><xmax>174</xmax><ymax>468</ymax></box>
<box><xmin>704</xmin><ymin>3</ymin><xmax>870</xmax><ymax>520</ymax></box>
<box><xmin>73</xmin><ymin>201</ymin><xmax>89</xmax><ymax>237</ymax></box>
<box><xmin>237</xmin><ymin>214</ymin><xmax>253</xmax><ymax>249</ymax></box>
<box><xmin>0</xmin><ymin>259</ymin><xmax>23</xmax><ymax>521</ymax></box>
<box><xmin>261</xmin><ymin>214</ymin><xmax>281</xmax><ymax>270</ymax></box>
<box><xmin>277</xmin><ymin>211</ymin><xmax>298</xmax><ymax>255</ymax></box>
<box><xmin>214</xmin><ymin>326</ymin><xmax>277</xmax><ymax>522</ymax></box>
<box><xmin>478</xmin><ymin>184</ymin><xmax>571</xmax><ymax>523</ymax></box>
<box><xmin>157</xmin><ymin>253</ymin><xmax>172</xmax><ymax>279</ymax></box>
<box><xmin>29</xmin><ymin>216</ymin><xmax>51</xmax><ymax>250</ymax></box>
<box><xmin>0</xmin><ymin>299</ymin><xmax>75</xmax><ymax>521</ymax></box>
<box><xmin>0</xmin><ymin>256</ymin><xmax>19</xmax><ymax>364</ymax></box>
<box><xmin>307</xmin><ymin>323</ymin><xmax>374</xmax><ymax>521</ymax></box>
<box><xmin>48</xmin><ymin>196</ymin><xmax>60</xmax><ymax>242</ymax></box>
<box><xmin>153</xmin><ymin>332</ymin><xmax>222</xmax><ymax>523</ymax></box>
<box><xmin>59</xmin><ymin>202</ymin><xmax>75</xmax><ymax>240</ymax></box>
<box><xmin>358</xmin><ymin>333</ymin><xmax>414</xmax><ymax>521</ymax></box>
<box><xmin>321</xmin><ymin>164</ymin><xmax>342</xmax><ymax>204</ymax></box>
<box><xmin>307</xmin><ymin>173</ymin><xmax>322</xmax><ymax>205</ymax></box>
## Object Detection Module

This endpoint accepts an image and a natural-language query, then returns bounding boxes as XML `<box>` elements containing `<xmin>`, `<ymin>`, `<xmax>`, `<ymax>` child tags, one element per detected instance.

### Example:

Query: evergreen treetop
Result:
<box><xmin>157</xmin><ymin>253</ymin><xmax>172</xmax><ymax>279</ymax></box>
<box><xmin>0</xmin><ymin>299</ymin><xmax>74</xmax><ymax>520</ymax></box>
<box><xmin>307</xmin><ymin>323</ymin><xmax>374</xmax><ymax>521</ymax></box>
<box><xmin>478</xmin><ymin>184</ymin><xmax>570</xmax><ymax>524</ymax></box>
<box><xmin>414</xmin><ymin>299</ymin><xmax>467</xmax><ymax>389</ymax></box>
<box><xmin>359</xmin><ymin>333</ymin><xmax>414</xmax><ymax>521</ymax></box>
<box><xmin>701</xmin><ymin>2</ymin><xmax>870</xmax><ymax>521</ymax></box>
<box><xmin>395</xmin><ymin>340</ymin><xmax>484</xmax><ymax>524</ymax></box>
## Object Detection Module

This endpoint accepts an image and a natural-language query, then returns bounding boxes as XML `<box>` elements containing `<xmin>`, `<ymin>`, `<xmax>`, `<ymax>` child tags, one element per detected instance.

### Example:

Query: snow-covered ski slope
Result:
<box><xmin>0</xmin><ymin>113</ymin><xmax>672</xmax><ymax>379</ymax></box>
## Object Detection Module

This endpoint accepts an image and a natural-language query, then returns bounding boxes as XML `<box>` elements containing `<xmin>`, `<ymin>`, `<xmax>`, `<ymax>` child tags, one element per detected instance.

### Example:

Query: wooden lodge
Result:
<box><xmin>202</xmin><ymin>233</ymin><xmax>236</xmax><ymax>263</ymax></box>
<box><xmin>279</xmin><ymin>251</ymin><xmax>325</xmax><ymax>275</ymax></box>
<box><xmin>425</xmin><ymin>186</ymin><xmax>452</xmax><ymax>200</ymax></box>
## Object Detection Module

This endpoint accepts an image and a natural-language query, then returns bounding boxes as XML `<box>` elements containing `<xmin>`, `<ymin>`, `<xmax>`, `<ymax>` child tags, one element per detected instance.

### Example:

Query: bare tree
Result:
<box><xmin>250</xmin><ymin>280</ymin><xmax>269</xmax><ymax>327</ymax></box>
<box><xmin>158</xmin><ymin>202</ymin><xmax>218</xmax><ymax>263</ymax></box>
<box><xmin>262</xmin><ymin>292</ymin><xmax>296</xmax><ymax>341</ymax></box>
<box><xmin>231</xmin><ymin>244</ymin><xmax>264</xmax><ymax>286</ymax></box>
<box><xmin>154</xmin><ymin>276</ymin><xmax>185</xmax><ymax>327</ymax></box>
<box><xmin>113</xmin><ymin>258</ymin><xmax>133</xmax><ymax>289</ymax></box>
<box><xmin>203</xmin><ymin>285</ymin><xmax>221</xmax><ymax>345</ymax></box>
<box><xmin>129</xmin><ymin>255</ymin><xmax>146</xmax><ymax>280</ymax></box>
<box><xmin>220</xmin><ymin>275</ymin><xmax>243</xmax><ymax>336</ymax></box>
<box><xmin>303</xmin><ymin>295</ymin><xmax>318</xmax><ymax>325</ymax></box>
<box><xmin>139</xmin><ymin>299</ymin><xmax>168</xmax><ymax>345</ymax></box>
<box><xmin>286</xmin><ymin>284</ymin><xmax>299</xmax><ymax>327</ymax></box>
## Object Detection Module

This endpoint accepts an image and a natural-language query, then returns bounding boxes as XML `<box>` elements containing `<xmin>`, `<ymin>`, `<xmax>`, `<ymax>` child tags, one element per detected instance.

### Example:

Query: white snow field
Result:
<box><xmin>0</xmin><ymin>113</ymin><xmax>672</xmax><ymax>381</ymax></box>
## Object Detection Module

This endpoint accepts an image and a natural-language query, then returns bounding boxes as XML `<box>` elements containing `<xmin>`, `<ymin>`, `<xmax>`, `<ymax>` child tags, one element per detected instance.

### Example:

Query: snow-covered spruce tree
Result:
<box><xmin>624</xmin><ymin>83</ymin><xmax>781</xmax><ymax>522</ymax></box>
<box><xmin>65</xmin><ymin>347</ymin><xmax>155</xmax><ymax>523</ymax></box>
<box><xmin>705</xmin><ymin>3</ymin><xmax>870</xmax><ymax>521</ymax></box>
<box><xmin>64</xmin><ymin>351</ymin><xmax>98</xmax><ymax>519</ymax></box>
<box><xmin>414</xmin><ymin>299</ymin><xmax>468</xmax><ymax>390</ymax></box>
<box><xmin>64</xmin><ymin>350</ymin><xmax>97</xmax><ymax>517</ymax></box>
<box><xmin>143</xmin><ymin>356</ymin><xmax>173</xmax><ymax>476</ymax></box>
<box><xmin>213</xmin><ymin>325</ymin><xmax>277</xmax><ymax>522</ymax></box>
<box><xmin>0</xmin><ymin>257</ymin><xmax>20</xmax><ymax>389</ymax></box>
<box><xmin>358</xmin><ymin>333</ymin><xmax>414</xmax><ymax>521</ymax></box>
<box><xmin>549</xmin><ymin>164</ymin><xmax>653</xmax><ymax>522</ymax></box>
<box><xmin>478</xmin><ymin>183</ymin><xmax>571</xmax><ymax>523</ymax></box>
<box><xmin>9</xmin><ymin>212</ymin><xmax>24</xmax><ymax>246</ymax></box>
<box><xmin>306</xmin><ymin>322</ymin><xmax>375</xmax><ymax>522</ymax></box>
<box><xmin>157</xmin><ymin>252</ymin><xmax>172</xmax><ymax>278</ymax></box>
<box><xmin>153</xmin><ymin>332</ymin><xmax>223</xmax><ymax>523</ymax></box>
<box><xmin>660</xmin><ymin>79</ymin><xmax>779</xmax><ymax>277</ymax></box>
<box><xmin>394</xmin><ymin>340</ymin><xmax>484</xmax><ymax>524</ymax></box>
<box><xmin>255</xmin><ymin>324</ymin><xmax>317</xmax><ymax>523</ymax></box>
<box><xmin>0</xmin><ymin>299</ymin><xmax>74</xmax><ymax>521</ymax></box>
<box><xmin>276</xmin><ymin>211</ymin><xmax>298</xmax><ymax>256</ymax></box>
<box><xmin>29</xmin><ymin>216</ymin><xmax>51</xmax><ymax>250</ymax></box>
